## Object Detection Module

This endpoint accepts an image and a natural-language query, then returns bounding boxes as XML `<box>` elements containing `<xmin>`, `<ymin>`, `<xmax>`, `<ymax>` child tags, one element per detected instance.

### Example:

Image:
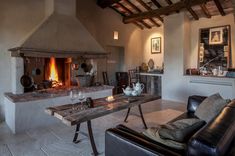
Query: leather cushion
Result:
<box><xmin>106</xmin><ymin>127</ymin><xmax>182</xmax><ymax>156</ymax></box>
<box><xmin>159</xmin><ymin>118</ymin><xmax>205</xmax><ymax>142</ymax></box>
<box><xmin>169</xmin><ymin>112</ymin><xmax>197</xmax><ymax>123</ymax></box>
<box><xmin>187</xmin><ymin>95</ymin><xmax>207</xmax><ymax>113</ymax></box>
<box><xmin>227</xmin><ymin>100</ymin><xmax>235</xmax><ymax>108</ymax></box>
<box><xmin>115</xmin><ymin>124</ymin><xmax>185</xmax><ymax>155</ymax></box>
<box><xmin>195</xmin><ymin>93</ymin><xmax>227</xmax><ymax>123</ymax></box>
<box><xmin>226</xmin><ymin>139</ymin><xmax>235</xmax><ymax>156</ymax></box>
<box><xmin>143</xmin><ymin>127</ymin><xmax>186</xmax><ymax>150</ymax></box>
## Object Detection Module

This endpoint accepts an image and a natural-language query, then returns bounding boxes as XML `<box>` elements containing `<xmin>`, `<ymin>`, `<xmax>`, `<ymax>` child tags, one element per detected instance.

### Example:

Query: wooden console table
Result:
<box><xmin>45</xmin><ymin>94</ymin><xmax>160</xmax><ymax>155</ymax></box>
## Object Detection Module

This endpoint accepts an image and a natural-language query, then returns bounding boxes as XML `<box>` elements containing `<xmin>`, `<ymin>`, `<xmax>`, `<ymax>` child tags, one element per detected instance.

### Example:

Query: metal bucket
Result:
<box><xmin>76</xmin><ymin>75</ymin><xmax>94</xmax><ymax>87</ymax></box>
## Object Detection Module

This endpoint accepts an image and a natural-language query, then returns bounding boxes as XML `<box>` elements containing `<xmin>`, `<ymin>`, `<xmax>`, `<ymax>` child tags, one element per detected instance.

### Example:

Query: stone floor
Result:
<box><xmin>0</xmin><ymin>99</ymin><xmax>186</xmax><ymax>156</ymax></box>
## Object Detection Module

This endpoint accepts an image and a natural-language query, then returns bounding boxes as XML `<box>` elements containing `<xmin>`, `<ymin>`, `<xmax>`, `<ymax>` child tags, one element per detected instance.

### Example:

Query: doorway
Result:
<box><xmin>96</xmin><ymin>46</ymin><xmax>125</xmax><ymax>85</ymax></box>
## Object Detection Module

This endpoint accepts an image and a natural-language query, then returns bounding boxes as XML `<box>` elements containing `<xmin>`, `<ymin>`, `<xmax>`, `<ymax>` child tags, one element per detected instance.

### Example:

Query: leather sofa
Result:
<box><xmin>105</xmin><ymin>95</ymin><xmax>235</xmax><ymax>156</ymax></box>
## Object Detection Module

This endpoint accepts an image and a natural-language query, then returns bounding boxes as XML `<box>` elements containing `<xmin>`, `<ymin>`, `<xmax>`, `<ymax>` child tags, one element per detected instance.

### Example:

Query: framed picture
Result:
<box><xmin>151</xmin><ymin>37</ymin><xmax>161</xmax><ymax>54</ymax></box>
<box><xmin>209</xmin><ymin>27</ymin><xmax>223</xmax><ymax>45</ymax></box>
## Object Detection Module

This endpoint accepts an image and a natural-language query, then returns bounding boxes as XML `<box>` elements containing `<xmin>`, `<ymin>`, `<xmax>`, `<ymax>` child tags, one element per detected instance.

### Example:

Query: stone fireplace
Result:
<box><xmin>9</xmin><ymin>0</ymin><xmax>108</xmax><ymax>94</ymax></box>
<box><xmin>10</xmin><ymin>52</ymin><xmax>105</xmax><ymax>94</ymax></box>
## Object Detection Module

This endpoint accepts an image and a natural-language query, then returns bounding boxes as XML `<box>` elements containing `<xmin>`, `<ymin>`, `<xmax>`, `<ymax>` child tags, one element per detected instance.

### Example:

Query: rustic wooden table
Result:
<box><xmin>45</xmin><ymin>94</ymin><xmax>160</xmax><ymax>156</ymax></box>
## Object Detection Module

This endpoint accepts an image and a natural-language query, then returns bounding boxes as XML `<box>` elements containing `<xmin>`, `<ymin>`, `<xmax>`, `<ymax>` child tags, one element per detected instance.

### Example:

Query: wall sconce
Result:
<box><xmin>113</xmin><ymin>31</ymin><xmax>119</xmax><ymax>40</ymax></box>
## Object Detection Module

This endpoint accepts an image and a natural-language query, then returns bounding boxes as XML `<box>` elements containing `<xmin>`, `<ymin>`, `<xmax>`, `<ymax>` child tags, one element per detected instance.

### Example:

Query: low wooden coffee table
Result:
<box><xmin>45</xmin><ymin>94</ymin><xmax>160</xmax><ymax>155</ymax></box>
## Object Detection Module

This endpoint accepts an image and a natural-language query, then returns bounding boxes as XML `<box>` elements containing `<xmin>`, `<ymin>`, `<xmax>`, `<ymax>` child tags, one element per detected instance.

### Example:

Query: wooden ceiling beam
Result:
<box><xmin>200</xmin><ymin>3</ymin><xmax>211</xmax><ymax>18</ymax></box>
<box><xmin>110</xmin><ymin>6</ymin><xmax>144</xmax><ymax>29</ymax></box>
<box><xmin>186</xmin><ymin>7</ymin><xmax>199</xmax><ymax>20</ymax></box>
<box><xmin>117</xmin><ymin>2</ymin><xmax>151</xmax><ymax>29</ymax></box>
<box><xmin>117</xmin><ymin>2</ymin><xmax>132</xmax><ymax>14</ymax></box>
<box><xmin>136</xmin><ymin>0</ymin><xmax>164</xmax><ymax>22</ymax></box>
<box><xmin>125</xmin><ymin>0</ymin><xmax>160</xmax><ymax>27</ymax></box>
<box><xmin>139</xmin><ymin>21</ymin><xmax>152</xmax><ymax>29</ymax></box>
<box><xmin>136</xmin><ymin>0</ymin><xmax>152</xmax><ymax>10</ymax></box>
<box><xmin>123</xmin><ymin>0</ymin><xmax>211</xmax><ymax>24</ymax></box>
<box><xmin>151</xmin><ymin>0</ymin><xmax>172</xmax><ymax>16</ymax></box>
<box><xmin>213</xmin><ymin>0</ymin><xmax>226</xmax><ymax>16</ymax></box>
<box><xmin>149</xmin><ymin>18</ymin><xmax>160</xmax><ymax>27</ymax></box>
<box><xmin>165</xmin><ymin>0</ymin><xmax>179</xmax><ymax>13</ymax></box>
<box><xmin>151</xmin><ymin>0</ymin><xmax>162</xmax><ymax>8</ymax></box>
<box><xmin>110</xmin><ymin>6</ymin><xmax>126</xmax><ymax>16</ymax></box>
<box><xmin>183</xmin><ymin>0</ymin><xmax>199</xmax><ymax>20</ymax></box>
<box><xmin>124</xmin><ymin>0</ymin><xmax>142</xmax><ymax>12</ymax></box>
<box><xmin>97</xmin><ymin>0</ymin><xmax>121</xmax><ymax>8</ymax></box>
<box><xmin>133</xmin><ymin>22</ymin><xmax>144</xmax><ymax>29</ymax></box>
<box><xmin>164</xmin><ymin>0</ymin><xmax>173</xmax><ymax>5</ymax></box>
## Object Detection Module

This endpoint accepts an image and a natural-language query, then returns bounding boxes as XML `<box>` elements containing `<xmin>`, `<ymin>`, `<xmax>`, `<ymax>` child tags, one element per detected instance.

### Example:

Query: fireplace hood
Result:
<box><xmin>9</xmin><ymin>0</ymin><xmax>107</xmax><ymax>58</ymax></box>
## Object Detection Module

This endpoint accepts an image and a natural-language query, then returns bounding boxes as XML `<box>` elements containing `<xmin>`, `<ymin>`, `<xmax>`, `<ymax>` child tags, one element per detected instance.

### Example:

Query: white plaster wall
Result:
<box><xmin>162</xmin><ymin>13</ymin><xmax>191</xmax><ymax>102</ymax></box>
<box><xmin>141</xmin><ymin>27</ymin><xmax>164</xmax><ymax>68</ymax></box>
<box><xmin>187</xmin><ymin>76</ymin><xmax>235</xmax><ymax>99</ymax></box>
<box><xmin>0</xmin><ymin>0</ymin><xmax>45</xmax><ymax>120</ymax></box>
<box><xmin>189</xmin><ymin>14</ymin><xmax>235</xmax><ymax>69</ymax></box>
<box><xmin>11</xmin><ymin>57</ymin><xmax>24</xmax><ymax>94</ymax></box>
<box><xmin>76</xmin><ymin>0</ymin><xmax>143</xmax><ymax>70</ymax></box>
<box><xmin>183</xmin><ymin>17</ymin><xmax>191</xmax><ymax>73</ymax></box>
<box><xmin>162</xmin><ymin>13</ymin><xmax>235</xmax><ymax>103</ymax></box>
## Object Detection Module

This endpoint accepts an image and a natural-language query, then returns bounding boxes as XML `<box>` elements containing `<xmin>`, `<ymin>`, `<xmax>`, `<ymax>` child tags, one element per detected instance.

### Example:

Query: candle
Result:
<box><xmin>106</xmin><ymin>96</ymin><xmax>115</xmax><ymax>102</ymax></box>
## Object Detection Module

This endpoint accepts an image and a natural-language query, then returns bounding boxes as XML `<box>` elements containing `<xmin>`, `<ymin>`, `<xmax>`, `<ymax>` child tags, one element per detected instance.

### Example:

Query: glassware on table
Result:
<box><xmin>78</xmin><ymin>91</ymin><xmax>86</xmax><ymax>110</ymax></box>
<box><xmin>69</xmin><ymin>90</ymin><xmax>78</xmax><ymax>110</ymax></box>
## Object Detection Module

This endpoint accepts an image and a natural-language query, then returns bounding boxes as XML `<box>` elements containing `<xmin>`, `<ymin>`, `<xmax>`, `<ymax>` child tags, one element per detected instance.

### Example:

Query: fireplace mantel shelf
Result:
<box><xmin>5</xmin><ymin>85</ymin><xmax>114</xmax><ymax>103</ymax></box>
<box><xmin>4</xmin><ymin>85</ymin><xmax>114</xmax><ymax>134</ymax></box>
<box><xmin>9</xmin><ymin>47</ymin><xmax>109</xmax><ymax>59</ymax></box>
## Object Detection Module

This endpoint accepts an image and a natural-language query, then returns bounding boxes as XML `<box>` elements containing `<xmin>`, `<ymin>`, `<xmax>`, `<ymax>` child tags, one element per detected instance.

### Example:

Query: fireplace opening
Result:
<box><xmin>22</xmin><ymin>57</ymin><xmax>71</xmax><ymax>92</ymax></box>
<box><xmin>45</xmin><ymin>57</ymin><xmax>64</xmax><ymax>87</ymax></box>
<box><xmin>20</xmin><ymin>55</ymin><xmax>99</xmax><ymax>93</ymax></box>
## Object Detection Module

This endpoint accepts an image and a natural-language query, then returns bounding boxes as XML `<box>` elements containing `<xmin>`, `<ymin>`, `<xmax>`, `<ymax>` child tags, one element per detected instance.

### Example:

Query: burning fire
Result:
<box><xmin>48</xmin><ymin>57</ymin><xmax>62</xmax><ymax>87</ymax></box>
<box><xmin>49</xmin><ymin>57</ymin><xmax>59</xmax><ymax>81</ymax></box>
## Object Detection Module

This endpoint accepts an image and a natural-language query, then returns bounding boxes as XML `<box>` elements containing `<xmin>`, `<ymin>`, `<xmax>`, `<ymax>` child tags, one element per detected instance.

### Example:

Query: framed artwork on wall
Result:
<box><xmin>209</xmin><ymin>27</ymin><xmax>223</xmax><ymax>45</ymax></box>
<box><xmin>198</xmin><ymin>25</ymin><xmax>231</xmax><ymax>69</ymax></box>
<box><xmin>151</xmin><ymin>37</ymin><xmax>161</xmax><ymax>54</ymax></box>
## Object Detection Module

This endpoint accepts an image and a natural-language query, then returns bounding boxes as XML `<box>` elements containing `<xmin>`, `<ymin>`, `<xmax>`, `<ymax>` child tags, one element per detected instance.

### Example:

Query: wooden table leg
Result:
<box><xmin>73</xmin><ymin>123</ymin><xmax>80</xmax><ymax>143</ymax></box>
<box><xmin>87</xmin><ymin>120</ymin><xmax>99</xmax><ymax>156</ymax></box>
<box><xmin>124</xmin><ymin>108</ymin><xmax>131</xmax><ymax>122</ymax></box>
<box><xmin>138</xmin><ymin>105</ymin><xmax>148</xmax><ymax>129</ymax></box>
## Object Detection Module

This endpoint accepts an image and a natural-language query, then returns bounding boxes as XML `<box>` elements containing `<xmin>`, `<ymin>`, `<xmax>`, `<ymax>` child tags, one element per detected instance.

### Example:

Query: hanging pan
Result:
<box><xmin>20</xmin><ymin>75</ymin><xmax>34</xmax><ymax>88</ymax></box>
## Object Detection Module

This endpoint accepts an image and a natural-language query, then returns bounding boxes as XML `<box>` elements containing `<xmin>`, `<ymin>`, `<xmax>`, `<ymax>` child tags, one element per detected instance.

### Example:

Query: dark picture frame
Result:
<box><xmin>209</xmin><ymin>27</ymin><xmax>223</xmax><ymax>45</ymax></box>
<box><xmin>198</xmin><ymin>25</ymin><xmax>231</xmax><ymax>69</ymax></box>
<box><xmin>151</xmin><ymin>37</ymin><xmax>161</xmax><ymax>54</ymax></box>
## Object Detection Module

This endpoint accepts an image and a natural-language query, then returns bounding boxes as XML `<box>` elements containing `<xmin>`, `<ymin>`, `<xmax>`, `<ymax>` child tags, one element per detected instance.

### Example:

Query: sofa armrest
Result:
<box><xmin>187</xmin><ymin>95</ymin><xmax>207</xmax><ymax>113</ymax></box>
<box><xmin>105</xmin><ymin>126</ymin><xmax>182</xmax><ymax>156</ymax></box>
<box><xmin>226</xmin><ymin>138</ymin><xmax>235</xmax><ymax>156</ymax></box>
<box><xmin>187</xmin><ymin>106</ymin><xmax>235</xmax><ymax>156</ymax></box>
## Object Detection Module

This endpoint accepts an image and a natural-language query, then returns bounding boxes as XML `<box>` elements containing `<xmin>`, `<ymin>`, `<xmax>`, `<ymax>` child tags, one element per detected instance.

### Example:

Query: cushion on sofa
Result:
<box><xmin>143</xmin><ymin>127</ymin><xmax>186</xmax><ymax>150</ymax></box>
<box><xmin>195</xmin><ymin>93</ymin><xmax>228</xmax><ymax>123</ymax></box>
<box><xmin>158</xmin><ymin>118</ymin><xmax>205</xmax><ymax>142</ymax></box>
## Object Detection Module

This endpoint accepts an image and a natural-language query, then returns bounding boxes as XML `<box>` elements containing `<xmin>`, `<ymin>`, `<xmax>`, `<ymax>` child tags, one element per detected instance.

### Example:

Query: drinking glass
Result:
<box><xmin>69</xmin><ymin>90</ymin><xmax>78</xmax><ymax>110</ymax></box>
<box><xmin>78</xmin><ymin>91</ymin><xmax>86</xmax><ymax>110</ymax></box>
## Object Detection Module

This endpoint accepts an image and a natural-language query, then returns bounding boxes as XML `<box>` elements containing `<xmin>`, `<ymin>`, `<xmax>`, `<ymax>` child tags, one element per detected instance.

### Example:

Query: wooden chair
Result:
<box><xmin>115</xmin><ymin>72</ymin><xmax>128</xmax><ymax>94</ymax></box>
<box><xmin>128</xmin><ymin>69</ymin><xmax>138</xmax><ymax>86</ymax></box>
<box><xmin>102</xmin><ymin>71</ymin><xmax>110</xmax><ymax>85</ymax></box>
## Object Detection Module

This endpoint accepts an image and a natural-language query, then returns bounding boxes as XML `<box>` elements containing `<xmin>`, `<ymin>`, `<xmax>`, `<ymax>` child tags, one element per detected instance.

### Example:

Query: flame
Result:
<box><xmin>49</xmin><ymin>57</ymin><xmax>59</xmax><ymax>82</ymax></box>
